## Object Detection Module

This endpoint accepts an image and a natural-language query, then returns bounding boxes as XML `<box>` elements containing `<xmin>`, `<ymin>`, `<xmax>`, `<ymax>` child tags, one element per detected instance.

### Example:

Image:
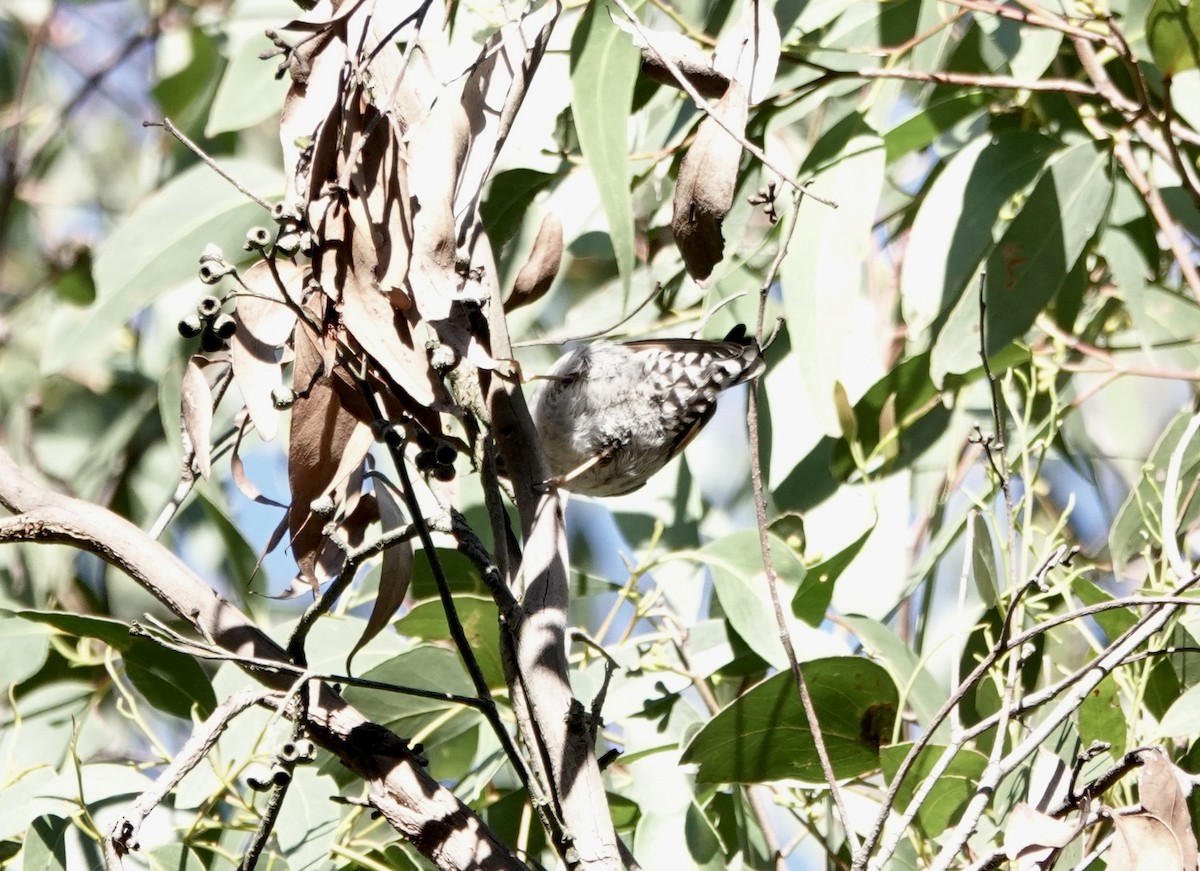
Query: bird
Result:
<box><xmin>529</xmin><ymin>324</ymin><xmax>765</xmax><ymax>496</ymax></box>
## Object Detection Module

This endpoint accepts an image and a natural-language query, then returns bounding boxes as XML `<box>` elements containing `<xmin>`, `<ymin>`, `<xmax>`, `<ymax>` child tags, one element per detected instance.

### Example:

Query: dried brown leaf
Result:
<box><xmin>287</xmin><ymin>329</ymin><xmax>374</xmax><ymax>590</ymax></box>
<box><xmin>407</xmin><ymin>97</ymin><xmax>470</xmax><ymax>318</ymax></box>
<box><xmin>453</xmin><ymin>0</ymin><xmax>561</xmax><ymax>233</ymax></box>
<box><xmin>341</xmin><ymin>273</ymin><xmax>441</xmax><ymax>408</ymax></box>
<box><xmin>671</xmin><ymin>80</ymin><xmax>749</xmax><ymax>282</ymax></box>
<box><xmin>506</xmin><ymin>214</ymin><xmax>563</xmax><ymax>310</ymax></box>
<box><xmin>278</xmin><ymin>24</ymin><xmax>346</xmax><ymax>197</ymax></box>
<box><xmin>231</xmin><ymin>261</ymin><xmax>302</xmax><ymax>441</ymax></box>
<box><xmin>181</xmin><ymin>357</ymin><xmax>214</xmax><ymax>479</ymax></box>
<box><xmin>347</xmin><ymin>480</ymin><xmax>413</xmax><ymax>673</ymax></box>
<box><xmin>713</xmin><ymin>0</ymin><xmax>780</xmax><ymax>105</ymax></box>
<box><xmin>1109</xmin><ymin>811</ymin><xmax>1186</xmax><ymax>871</ymax></box>
<box><xmin>1002</xmin><ymin>803</ymin><xmax>1078</xmax><ymax>860</ymax></box>
<box><xmin>1139</xmin><ymin>748</ymin><xmax>1200</xmax><ymax>868</ymax></box>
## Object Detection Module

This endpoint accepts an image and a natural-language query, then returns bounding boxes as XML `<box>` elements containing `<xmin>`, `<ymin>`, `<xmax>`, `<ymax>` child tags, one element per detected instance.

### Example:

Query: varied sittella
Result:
<box><xmin>530</xmin><ymin>325</ymin><xmax>765</xmax><ymax>497</ymax></box>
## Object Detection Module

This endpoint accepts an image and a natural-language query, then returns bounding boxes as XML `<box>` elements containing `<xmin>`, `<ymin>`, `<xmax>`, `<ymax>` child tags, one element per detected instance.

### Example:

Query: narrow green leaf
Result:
<box><xmin>971</xmin><ymin>513</ymin><xmax>999</xmax><ymax>607</ymax></box>
<box><xmin>682</xmin><ymin>657</ymin><xmax>898</xmax><ymax>782</ymax></box>
<box><xmin>796</xmin><ymin>525</ymin><xmax>873</xmax><ymax>618</ymax></box>
<box><xmin>570</xmin><ymin>0</ymin><xmax>639</xmax><ymax>293</ymax></box>
<box><xmin>1110</xmin><ymin>409</ymin><xmax>1200</xmax><ymax>576</ymax></box>
<box><xmin>931</xmin><ymin>140</ymin><xmax>1113</xmax><ymax>383</ymax></box>
<box><xmin>882</xmin><ymin>90</ymin><xmax>988</xmax><ymax>161</ymax></box>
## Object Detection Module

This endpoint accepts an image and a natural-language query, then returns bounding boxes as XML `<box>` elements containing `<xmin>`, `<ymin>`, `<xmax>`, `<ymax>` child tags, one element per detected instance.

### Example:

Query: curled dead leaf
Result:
<box><xmin>347</xmin><ymin>478</ymin><xmax>414</xmax><ymax>673</ymax></box>
<box><xmin>454</xmin><ymin>0</ymin><xmax>562</xmax><ymax>233</ymax></box>
<box><xmin>1138</xmin><ymin>748</ymin><xmax>1200</xmax><ymax>869</ymax></box>
<box><xmin>1002</xmin><ymin>803</ymin><xmax>1078</xmax><ymax>861</ymax></box>
<box><xmin>506</xmin><ymin>213</ymin><xmax>563</xmax><ymax>311</ymax></box>
<box><xmin>671</xmin><ymin>80</ymin><xmax>749</xmax><ymax>282</ymax></box>
<box><xmin>1108</xmin><ymin>810</ymin><xmax>1187</xmax><ymax>871</ymax></box>
<box><xmin>181</xmin><ymin>357</ymin><xmax>214</xmax><ymax>479</ymax></box>
<box><xmin>609</xmin><ymin>15</ymin><xmax>729</xmax><ymax>99</ymax></box>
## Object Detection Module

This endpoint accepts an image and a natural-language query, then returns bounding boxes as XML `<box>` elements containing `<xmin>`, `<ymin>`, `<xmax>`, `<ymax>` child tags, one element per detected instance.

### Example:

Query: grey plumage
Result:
<box><xmin>530</xmin><ymin>325</ymin><xmax>765</xmax><ymax>496</ymax></box>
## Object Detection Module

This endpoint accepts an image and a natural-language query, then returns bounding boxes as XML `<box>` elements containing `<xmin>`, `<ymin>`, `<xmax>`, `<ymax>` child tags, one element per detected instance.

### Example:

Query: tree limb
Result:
<box><xmin>0</xmin><ymin>445</ymin><xmax>527</xmax><ymax>871</ymax></box>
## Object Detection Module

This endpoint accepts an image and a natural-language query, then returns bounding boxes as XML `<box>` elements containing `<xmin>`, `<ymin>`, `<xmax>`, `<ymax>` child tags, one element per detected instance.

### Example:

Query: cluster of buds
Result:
<box><xmin>178</xmin><ymin>292</ymin><xmax>236</xmax><ymax>353</ymax></box>
<box><xmin>413</xmin><ymin>431</ymin><xmax>458</xmax><ymax>482</ymax></box>
<box><xmin>270</xmin><ymin>202</ymin><xmax>312</xmax><ymax>257</ymax></box>
<box><xmin>245</xmin><ymin>738</ymin><xmax>318</xmax><ymax>792</ymax></box>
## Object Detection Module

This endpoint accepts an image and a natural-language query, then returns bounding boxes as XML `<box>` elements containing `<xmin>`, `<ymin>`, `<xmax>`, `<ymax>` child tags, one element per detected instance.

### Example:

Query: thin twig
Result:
<box><xmin>606</xmin><ymin>0</ymin><xmax>837</xmax><ymax>209</ymax></box>
<box><xmin>106</xmin><ymin>688</ymin><xmax>270</xmax><ymax>869</ymax></box>
<box><xmin>143</xmin><ymin>118</ymin><xmax>274</xmax><ymax>211</ymax></box>
<box><xmin>745</xmin><ymin>194</ymin><xmax>860</xmax><ymax>855</ymax></box>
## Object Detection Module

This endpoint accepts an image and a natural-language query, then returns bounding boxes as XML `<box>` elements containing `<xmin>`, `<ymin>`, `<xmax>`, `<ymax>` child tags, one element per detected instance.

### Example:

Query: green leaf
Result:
<box><xmin>1071</xmin><ymin>579</ymin><xmax>1137</xmax><ymax>641</ymax></box>
<box><xmin>782</xmin><ymin>113</ymin><xmax>885</xmax><ymax>435</ymax></box>
<box><xmin>51</xmin><ymin>245</ymin><xmax>95</xmax><ymax>305</ymax></box>
<box><xmin>880</xmin><ymin>744</ymin><xmax>989</xmax><ymax>837</ymax></box>
<box><xmin>206</xmin><ymin>32</ymin><xmax>289</xmax><ymax>136</ymax></box>
<box><xmin>43</xmin><ymin>159</ymin><xmax>281</xmax><ymax>375</ymax></box>
<box><xmin>480</xmin><ymin>167</ymin><xmax>560</xmax><ymax>269</ymax></box>
<box><xmin>0</xmin><ymin>769</ymin><xmax>54</xmax><ymax>842</ymax></box>
<box><xmin>1078</xmin><ymin>674</ymin><xmax>1126</xmax><ymax>758</ymax></box>
<box><xmin>0</xmin><ymin>612</ymin><xmax>51</xmax><ymax>689</ymax></box>
<box><xmin>22</xmin><ymin>815</ymin><xmax>69</xmax><ymax>871</ymax></box>
<box><xmin>694</xmin><ymin>530</ymin><xmax>827</xmax><ymax>668</ymax></box>
<box><xmin>570</xmin><ymin>0</ymin><xmax>639</xmax><ymax>293</ymax></box>
<box><xmin>196</xmin><ymin>484</ymin><xmax>264</xmax><ymax>605</ymax></box>
<box><xmin>146</xmin><ymin>845</ymin><xmax>207</xmax><ymax>871</ymax></box>
<box><xmin>1158</xmin><ymin>679</ymin><xmax>1200</xmax><ymax>739</ymax></box>
<box><xmin>900</xmin><ymin>131</ymin><xmax>1057</xmax><ymax>342</ymax></box>
<box><xmin>341</xmin><ymin>646</ymin><xmax>481</xmax><ymax>744</ymax></box>
<box><xmin>1147</xmin><ymin>0</ymin><xmax>1200</xmax><ymax>74</ymax></box>
<box><xmin>795</xmin><ymin>524</ymin><xmax>872</xmax><ymax>617</ymax></box>
<box><xmin>971</xmin><ymin>513</ymin><xmax>999</xmax><ymax>607</ymax></box>
<box><xmin>682</xmin><ymin>657</ymin><xmax>898</xmax><ymax>782</ymax></box>
<box><xmin>931</xmin><ymin>140</ymin><xmax>1113</xmax><ymax>382</ymax></box>
<box><xmin>841</xmin><ymin>614</ymin><xmax>946</xmax><ymax>733</ymax></box>
<box><xmin>1125</xmin><ymin>283</ymin><xmax>1200</xmax><ymax>370</ymax></box>
<box><xmin>12</xmin><ymin>610</ymin><xmax>217</xmax><ymax>719</ymax></box>
<box><xmin>829</xmin><ymin>351</ymin><xmax>950</xmax><ymax>478</ymax></box>
<box><xmin>395</xmin><ymin>596</ymin><xmax>504</xmax><ymax>688</ymax></box>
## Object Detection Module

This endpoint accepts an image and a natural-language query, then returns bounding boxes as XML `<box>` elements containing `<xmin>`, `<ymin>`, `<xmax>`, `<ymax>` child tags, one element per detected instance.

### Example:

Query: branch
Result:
<box><xmin>0</xmin><ymin>446</ymin><xmax>527</xmax><ymax>871</ymax></box>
